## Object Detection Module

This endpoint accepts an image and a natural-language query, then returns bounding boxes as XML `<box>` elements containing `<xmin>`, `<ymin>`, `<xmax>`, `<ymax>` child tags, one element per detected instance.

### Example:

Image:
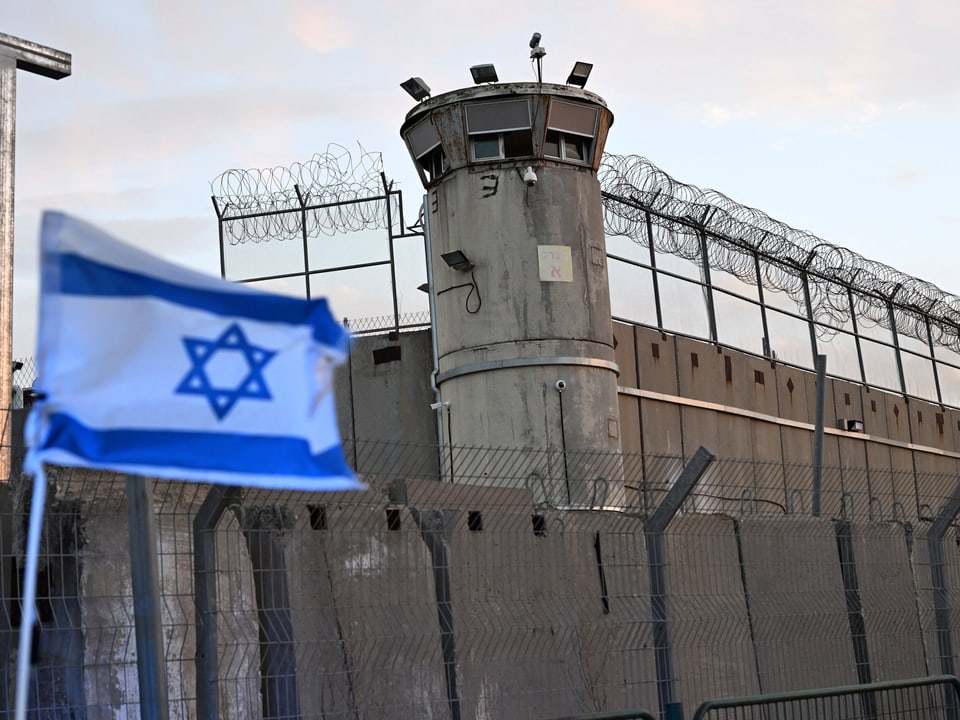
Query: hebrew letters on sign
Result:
<box><xmin>537</xmin><ymin>245</ymin><xmax>573</xmax><ymax>282</ymax></box>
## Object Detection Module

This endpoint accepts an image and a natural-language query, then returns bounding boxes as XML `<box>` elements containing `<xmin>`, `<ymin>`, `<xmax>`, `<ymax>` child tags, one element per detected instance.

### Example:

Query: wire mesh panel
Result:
<box><xmin>0</xmin><ymin>468</ymin><xmax>206</xmax><ymax>719</ymax></box>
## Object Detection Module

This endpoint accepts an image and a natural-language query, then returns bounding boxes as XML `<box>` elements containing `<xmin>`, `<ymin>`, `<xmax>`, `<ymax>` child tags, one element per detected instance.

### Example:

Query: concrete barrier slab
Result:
<box><xmin>738</xmin><ymin>517</ymin><xmax>859</xmax><ymax>693</ymax></box>
<box><xmin>563</xmin><ymin>511</ymin><xmax>657</xmax><ymax>713</ymax></box>
<box><xmin>294</xmin><ymin>503</ymin><xmax>448</xmax><ymax>719</ymax></box>
<box><xmin>445</xmin><ymin>507</ymin><xmax>586</xmax><ymax>720</ymax></box>
<box><xmin>667</xmin><ymin>514</ymin><xmax>760</xmax><ymax>709</ymax></box>
<box><xmin>850</xmin><ymin>522</ymin><xmax>927</xmax><ymax>683</ymax></box>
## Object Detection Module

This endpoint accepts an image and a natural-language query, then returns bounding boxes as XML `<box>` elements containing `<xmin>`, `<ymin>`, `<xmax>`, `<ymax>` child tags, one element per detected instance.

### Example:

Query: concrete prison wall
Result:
<box><xmin>336</xmin><ymin>326</ymin><xmax>960</xmax><ymax>525</ymax></box>
<box><xmin>614</xmin><ymin>322</ymin><xmax>960</xmax><ymax>523</ymax></box>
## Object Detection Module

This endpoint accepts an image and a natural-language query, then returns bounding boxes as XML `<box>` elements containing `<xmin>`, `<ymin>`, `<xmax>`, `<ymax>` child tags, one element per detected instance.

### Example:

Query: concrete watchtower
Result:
<box><xmin>400</xmin><ymin>61</ymin><xmax>623</xmax><ymax>505</ymax></box>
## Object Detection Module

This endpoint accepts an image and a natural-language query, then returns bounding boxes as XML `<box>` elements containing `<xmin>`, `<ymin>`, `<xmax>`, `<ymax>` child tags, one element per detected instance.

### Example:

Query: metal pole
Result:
<box><xmin>886</xmin><ymin>294</ymin><xmax>907</xmax><ymax>397</ymax></box>
<box><xmin>812</xmin><ymin>354</ymin><xmax>827</xmax><ymax>517</ymax></box>
<box><xmin>847</xmin><ymin>288</ymin><xmax>867</xmax><ymax>386</ymax></box>
<box><xmin>644</xmin><ymin>211</ymin><xmax>663</xmax><ymax>330</ymax></box>
<box><xmin>125</xmin><ymin>474</ymin><xmax>169</xmax><ymax>720</ymax></box>
<box><xmin>423</xmin><ymin>197</ymin><xmax>448</xmax><ymax>481</ymax></box>
<box><xmin>645</xmin><ymin>446</ymin><xmax>714</xmax><ymax>720</ymax></box>
<box><xmin>294</xmin><ymin>184</ymin><xmax>311</xmax><ymax>299</ymax></box>
<box><xmin>383</xmin><ymin>174</ymin><xmax>400</xmax><ymax>334</ymax></box>
<box><xmin>211</xmin><ymin>195</ymin><xmax>227</xmax><ymax>280</ymax></box>
<box><xmin>696</xmin><ymin>228</ymin><xmax>718</xmax><ymax>344</ymax></box>
<box><xmin>14</xmin><ymin>472</ymin><xmax>47</xmax><ymax>720</ymax></box>
<box><xmin>925</xmin><ymin>315</ymin><xmax>943</xmax><ymax>406</ymax></box>
<box><xmin>0</xmin><ymin>34</ymin><xmax>71</xmax><ymax>481</ymax></box>
<box><xmin>0</xmin><ymin>57</ymin><xmax>15</xmax><ymax>482</ymax></box>
<box><xmin>193</xmin><ymin>483</ymin><xmax>242</xmax><ymax>720</ymax></box>
<box><xmin>754</xmin><ymin>250</ymin><xmax>772</xmax><ymax>358</ymax></box>
<box><xmin>800</xmin><ymin>268</ymin><xmax>819</xmax><ymax>365</ymax></box>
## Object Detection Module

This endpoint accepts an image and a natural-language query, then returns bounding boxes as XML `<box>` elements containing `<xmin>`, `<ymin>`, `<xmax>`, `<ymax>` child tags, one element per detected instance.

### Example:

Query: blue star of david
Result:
<box><xmin>175</xmin><ymin>323</ymin><xmax>277</xmax><ymax>420</ymax></box>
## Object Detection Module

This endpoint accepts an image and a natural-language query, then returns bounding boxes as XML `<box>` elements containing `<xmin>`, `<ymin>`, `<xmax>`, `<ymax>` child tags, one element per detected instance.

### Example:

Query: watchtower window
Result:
<box><xmin>544</xmin><ymin>130</ymin><xmax>589</xmax><ymax>162</ymax></box>
<box><xmin>407</xmin><ymin>116</ymin><xmax>447</xmax><ymax>182</ymax></box>
<box><xmin>471</xmin><ymin>130</ymin><xmax>535</xmax><ymax>161</ymax></box>
<box><xmin>545</xmin><ymin>99</ymin><xmax>599</xmax><ymax>165</ymax></box>
<box><xmin>502</xmin><ymin>130</ymin><xmax>534</xmax><ymax>157</ymax></box>
<box><xmin>472</xmin><ymin>134</ymin><xmax>502</xmax><ymax>160</ymax></box>
<box><xmin>421</xmin><ymin>146</ymin><xmax>448</xmax><ymax>182</ymax></box>
<box><xmin>466</xmin><ymin>99</ymin><xmax>533</xmax><ymax>162</ymax></box>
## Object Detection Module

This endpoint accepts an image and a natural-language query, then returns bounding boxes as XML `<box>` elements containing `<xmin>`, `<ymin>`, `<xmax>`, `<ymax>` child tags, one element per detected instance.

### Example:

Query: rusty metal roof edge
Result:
<box><xmin>402</xmin><ymin>82</ymin><xmax>609</xmax><ymax>126</ymax></box>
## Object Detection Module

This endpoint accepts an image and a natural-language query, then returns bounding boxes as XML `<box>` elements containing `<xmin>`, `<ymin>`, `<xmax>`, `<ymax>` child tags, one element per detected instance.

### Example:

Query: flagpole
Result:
<box><xmin>125</xmin><ymin>473</ymin><xmax>169</xmax><ymax>720</ymax></box>
<box><xmin>14</xmin><ymin>471</ymin><xmax>46</xmax><ymax>720</ymax></box>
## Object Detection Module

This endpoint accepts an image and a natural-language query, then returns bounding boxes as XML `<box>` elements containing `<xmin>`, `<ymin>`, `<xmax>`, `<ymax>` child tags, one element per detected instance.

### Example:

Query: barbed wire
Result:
<box><xmin>210</xmin><ymin>144</ymin><xmax>393</xmax><ymax>245</ymax></box>
<box><xmin>209</xmin><ymin>147</ymin><xmax>960</xmax><ymax>351</ymax></box>
<box><xmin>599</xmin><ymin>154</ymin><xmax>960</xmax><ymax>351</ymax></box>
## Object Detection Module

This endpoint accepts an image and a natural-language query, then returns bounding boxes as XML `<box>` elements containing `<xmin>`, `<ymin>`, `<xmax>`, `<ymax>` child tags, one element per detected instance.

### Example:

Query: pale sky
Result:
<box><xmin>5</xmin><ymin>0</ymin><xmax>959</xmax><ymax>357</ymax></box>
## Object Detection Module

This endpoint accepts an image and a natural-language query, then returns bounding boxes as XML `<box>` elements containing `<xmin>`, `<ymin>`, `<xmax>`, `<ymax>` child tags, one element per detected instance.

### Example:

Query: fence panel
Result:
<box><xmin>3</xmin><ymin>444</ymin><xmax>960</xmax><ymax>718</ymax></box>
<box><xmin>691</xmin><ymin>675</ymin><xmax>960</xmax><ymax>720</ymax></box>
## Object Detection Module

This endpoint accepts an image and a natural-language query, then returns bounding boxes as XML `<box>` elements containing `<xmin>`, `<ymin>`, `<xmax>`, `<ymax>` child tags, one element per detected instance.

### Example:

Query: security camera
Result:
<box><xmin>554</xmin><ymin>380</ymin><xmax>566</xmax><ymax>392</ymax></box>
<box><xmin>529</xmin><ymin>32</ymin><xmax>541</xmax><ymax>49</ymax></box>
<box><xmin>522</xmin><ymin>166</ymin><xmax>538</xmax><ymax>186</ymax></box>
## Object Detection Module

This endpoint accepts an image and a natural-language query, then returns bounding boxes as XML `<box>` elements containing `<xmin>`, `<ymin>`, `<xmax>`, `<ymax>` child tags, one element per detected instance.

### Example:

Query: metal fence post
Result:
<box><xmin>193</xmin><ymin>483</ymin><xmax>242</xmax><ymax>720</ymax></box>
<box><xmin>646</xmin><ymin>446</ymin><xmax>714</xmax><ymax>720</ymax></box>
<box><xmin>125</xmin><ymin>474</ymin><xmax>169</xmax><ymax>720</ymax></box>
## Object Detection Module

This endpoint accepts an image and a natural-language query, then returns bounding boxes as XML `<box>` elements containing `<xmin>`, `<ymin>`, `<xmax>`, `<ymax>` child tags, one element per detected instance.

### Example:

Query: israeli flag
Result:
<box><xmin>28</xmin><ymin>211</ymin><xmax>361</xmax><ymax>490</ymax></box>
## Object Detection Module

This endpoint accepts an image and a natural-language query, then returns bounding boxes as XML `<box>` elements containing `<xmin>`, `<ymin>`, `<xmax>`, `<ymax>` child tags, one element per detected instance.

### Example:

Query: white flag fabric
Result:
<box><xmin>27</xmin><ymin>211</ymin><xmax>361</xmax><ymax>490</ymax></box>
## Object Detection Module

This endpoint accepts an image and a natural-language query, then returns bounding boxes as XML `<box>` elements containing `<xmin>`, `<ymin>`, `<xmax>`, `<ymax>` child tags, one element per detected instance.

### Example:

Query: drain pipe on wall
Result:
<box><xmin>423</xmin><ymin>197</ymin><xmax>449</xmax><ymax>481</ymax></box>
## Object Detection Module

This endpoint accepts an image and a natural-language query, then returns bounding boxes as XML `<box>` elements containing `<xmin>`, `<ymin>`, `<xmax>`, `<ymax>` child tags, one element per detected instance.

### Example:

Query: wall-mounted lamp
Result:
<box><xmin>470</xmin><ymin>64</ymin><xmax>498</xmax><ymax>84</ymax></box>
<box><xmin>566</xmin><ymin>61</ymin><xmax>593</xmax><ymax>88</ymax></box>
<box><xmin>441</xmin><ymin>250</ymin><xmax>473</xmax><ymax>272</ymax></box>
<box><xmin>401</xmin><ymin>77</ymin><xmax>431</xmax><ymax>101</ymax></box>
<box><xmin>437</xmin><ymin>251</ymin><xmax>481</xmax><ymax>312</ymax></box>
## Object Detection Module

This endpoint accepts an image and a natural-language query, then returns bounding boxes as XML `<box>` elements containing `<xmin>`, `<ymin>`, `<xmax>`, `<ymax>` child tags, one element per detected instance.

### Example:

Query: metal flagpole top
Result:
<box><xmin>0</xmin><ymin>32</ymin><xmax>72</xmax><ymax>78</ymax></box>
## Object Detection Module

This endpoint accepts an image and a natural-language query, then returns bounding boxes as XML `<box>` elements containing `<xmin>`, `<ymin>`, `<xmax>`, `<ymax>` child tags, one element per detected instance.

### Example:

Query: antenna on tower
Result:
<box><xmin>529</xmin><ymin>32</ymin><xmax>545</xmax><ymax>84</ymax></box>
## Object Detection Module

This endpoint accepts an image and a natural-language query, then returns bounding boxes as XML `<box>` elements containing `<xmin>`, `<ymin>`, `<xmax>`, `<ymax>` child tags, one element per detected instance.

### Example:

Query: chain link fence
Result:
<box><xmin>2</xmin><ymin>435</ymin><xmax>960</xmax><ymax>718</ymax></box>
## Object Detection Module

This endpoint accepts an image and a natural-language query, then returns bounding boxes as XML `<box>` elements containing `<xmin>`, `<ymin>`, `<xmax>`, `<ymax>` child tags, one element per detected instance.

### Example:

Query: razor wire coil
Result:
<box><xmin>210</xmin><ymin>144</ymin><xmax>393</xmax><ymax>245</ymax></box>
<box><xmin>599</xmin><ymin>154</ymin><xmax>960</xmax><ymax>351</ymax></box>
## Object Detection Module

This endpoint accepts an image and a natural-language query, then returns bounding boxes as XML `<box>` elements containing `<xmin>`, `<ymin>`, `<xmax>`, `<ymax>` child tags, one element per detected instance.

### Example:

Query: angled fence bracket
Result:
<box><xmin>193</xmin><ymin>483</ymin><xmax>243</xmax><ymax>720</ymax></box>
<box><xmin>646</xmin><ymin>446</ymin><xmax>715</xmax><ymax>720</ymax></box>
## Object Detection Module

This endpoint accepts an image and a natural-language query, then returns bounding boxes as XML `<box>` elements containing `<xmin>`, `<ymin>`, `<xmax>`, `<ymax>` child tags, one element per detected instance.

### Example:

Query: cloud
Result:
<box><xmin>701</xmin><ymin>104</ymin><xmax>757</xmax><ymax>126</ymax></box>
<box><xmin>286</xmin><ymin>7</ymin><xmax>356</xmax><ymax>54</ymax></box>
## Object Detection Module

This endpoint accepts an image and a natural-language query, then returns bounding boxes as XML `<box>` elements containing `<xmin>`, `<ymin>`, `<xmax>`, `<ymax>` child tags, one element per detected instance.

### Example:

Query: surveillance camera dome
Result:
<box><xmin>554</xmin><ymin>379</ymin><xmax>566</xmax><ymax>391</ymax></box>
<box><xmin>523</xmin><ymin>166</ymin><xmax>538</xmax><ymax>186</ymax></box>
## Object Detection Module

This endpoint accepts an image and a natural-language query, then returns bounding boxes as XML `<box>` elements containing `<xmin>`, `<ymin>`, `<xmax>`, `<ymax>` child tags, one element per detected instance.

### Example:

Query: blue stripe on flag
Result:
<box><xmin>42</xmin><ymin>412</ymin><xmax>354</xmax><ymax>482</ymax></box>
<box><xmin>53</xmin><ymin>251</ymin><xmax>348</xmax><ymax>350</ymax></box>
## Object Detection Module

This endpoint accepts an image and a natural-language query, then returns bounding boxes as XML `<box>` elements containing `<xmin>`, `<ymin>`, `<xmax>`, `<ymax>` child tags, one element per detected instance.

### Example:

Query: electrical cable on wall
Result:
<box><xmin>437</xmin><ymin>273</ymin><xmax>482</xmax><ymax>314</ymax></box>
